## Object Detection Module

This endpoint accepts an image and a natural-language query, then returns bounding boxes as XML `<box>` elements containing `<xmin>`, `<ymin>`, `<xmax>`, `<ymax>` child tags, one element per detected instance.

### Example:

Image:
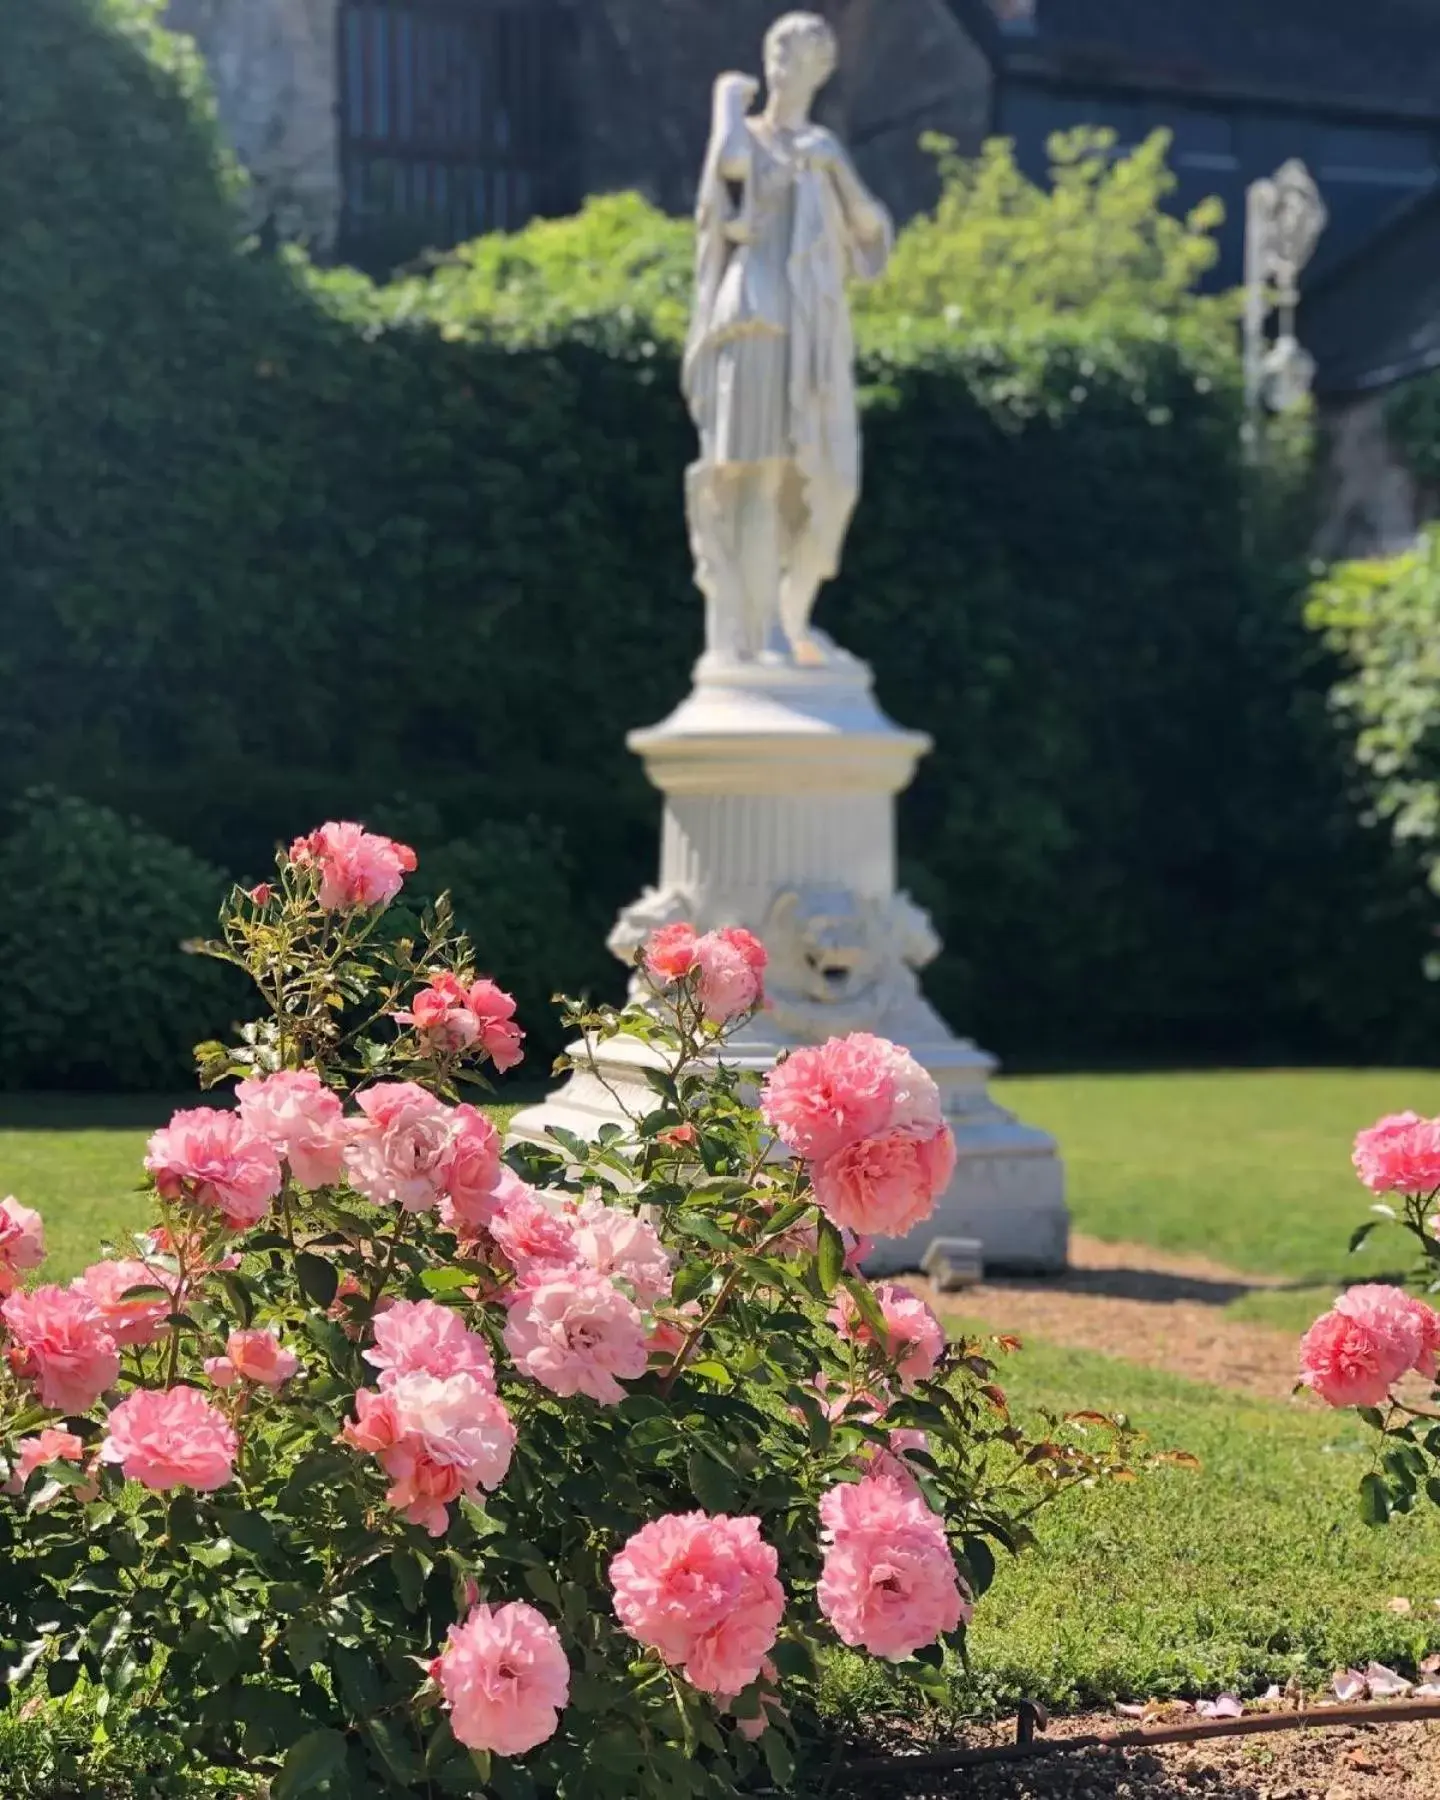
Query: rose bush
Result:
<box><xmin>1302</xmin><ymin>1111</ymin><xmax>1440</xmax><ymax>1525</ymax></box>
<box><xmin>0</xmin><ymin>825</ymin><xmax>1144</xmax><ymax>1797</ymax></box>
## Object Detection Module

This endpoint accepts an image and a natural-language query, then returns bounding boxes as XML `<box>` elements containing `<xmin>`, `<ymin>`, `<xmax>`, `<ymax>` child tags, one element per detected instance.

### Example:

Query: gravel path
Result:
<box><xmin>915</xmin><ymin>1234</ymin><xmax>1306</xmax><ymax>1400</ymax></box>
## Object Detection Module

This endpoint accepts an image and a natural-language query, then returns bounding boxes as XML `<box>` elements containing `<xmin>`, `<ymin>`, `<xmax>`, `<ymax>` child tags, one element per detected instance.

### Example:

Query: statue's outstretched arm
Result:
<box><xmin>824</xmin><ymin>139</ymin><xmax>894</xmax><ymax>276</ymax></box>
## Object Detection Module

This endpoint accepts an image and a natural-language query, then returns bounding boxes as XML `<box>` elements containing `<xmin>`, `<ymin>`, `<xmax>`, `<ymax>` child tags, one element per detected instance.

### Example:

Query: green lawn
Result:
<box><xmin>994</xmin><ymin>1067</ymin><xmax>1440</xmax><ymax>1283</ymax></box>
<box><xmin>961</xmin><ymin>1334</ymin><xmax>1440</xmax><ymax>1706</ymax></box>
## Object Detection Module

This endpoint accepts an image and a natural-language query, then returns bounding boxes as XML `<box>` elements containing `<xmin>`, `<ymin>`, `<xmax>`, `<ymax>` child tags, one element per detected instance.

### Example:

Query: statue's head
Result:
<box><xmin>763</xmin><ymin>11</ymin><xmax>838</xmax><ymax>110</ymax></box>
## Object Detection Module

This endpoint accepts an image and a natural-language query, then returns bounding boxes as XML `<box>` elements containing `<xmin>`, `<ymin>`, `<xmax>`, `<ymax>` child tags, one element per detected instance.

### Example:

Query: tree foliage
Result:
<box><xmin>858</xmin><ymin>128</ymin><xmax>1229</xmax><ymax>335</ymax></box>
<box><xmin>1307</xmin><ymin>528</ymin><xmax>1440</xmax><ymax>900</ymax></box>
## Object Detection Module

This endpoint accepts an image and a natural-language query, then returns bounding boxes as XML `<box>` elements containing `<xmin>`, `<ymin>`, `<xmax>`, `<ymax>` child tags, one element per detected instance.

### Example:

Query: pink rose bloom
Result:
<box><xmin>571</xmin><ymin>1201</ymin><xmax>673</xmax><ymax>1305</ymax></box>
<box><xmin>235</xmin><ymin>1070</ymin><xmax>346</xmax><ymax>1190</ymax></box>
<box><xmin>465</xmin><ymin>979</ymin><xmax>525</xmax><ymax>1073</ymax></box>
<box><xmin>845</xmin><ymin>1231</ymin><xmax>875</xmax><ymax>1272</ymax></box>
<box><xmin>345</xmin><ymin>1083</ymin><xmax>453</xmax><ymax>1212</ymax></box>
<box><xmin>1299</xmin><ymin>1283</ymin><xmax>1427</xmax><ymax>1408</ymax></box>
<box><xmin>812</xmin><ymin>1126</ymin><xmax>956</xmax><ymax>1238</ymax></box>
<box><xmin>829</xmin><ymin>1283</ymin><xmax>945</xmax><ymax>1386</ymax></box>
<box><xmin>288</xmin><ymin>820</ymin><xmax>416</xmax><ymax>911</ymax></box>
<box><xmin>203</xmin><ymin>1356</ymin><xmax>238</xmax><ymax>1389</ymax></box>
<box><xmin>437</xmin><ymin>1105</ymin><xmax>503</xmax><ymax>1232</ymax></box>
<box><xmin>145</xmin><ymin>1107</ymin><xmax>282</xmax><ymax>1232</ymax></box>
<box><xmin>817</xmin><ymin>1473</ymin><xmax>968</xmax><ymax>1660</ymax></box>
<box><xmin>341</xmin><ymin>1384</ymin><xmax>399</xmax><ymax>1453</ymax></box>
<box><xmin>693</xmin><ymin>928</ymin><xmax>767</xmax><ymax>1025</ymax></box>
<box><xmin>2</xmin><ymin>1286</ymin><xmax>120</xmax><ymax>1413</ymax></box>
<box><xmin>101</xmin><ymin>1387</ymin><xmax>238</xmax><ymax>1492</ymax></box>
<box><xmin>401</xmin><ymin>973</ymin><xmax>482</xmax><ymax>1053</ymax></box>
<box><xmin>436</xmin><ymin>1601</ymin><xmax>570</xmax><ymax>1757</ymax></box>
<box><xmin>72</xmin><ymin>1260</ymin><xmax>174</xmax><ymax>1348</ymax></box>
<box><xmin>0</xmin><ymin>1197</ymin><xmax>45</xmax><ymax>1296</ymax></box>
<box><xmin>9</xmin><ymin>1426</ymin><xmax>91</xmax><ymax>1498</ymax></box>
<box><xmin>723</xmin><ymin>1656</ymin><xmax>784</xmax><ymax>1742</ymax></box>
<box><xmin>645</xmin><ymin>923</ymin><xmax>699</xmax><ymax>984</ymax></box>
<box><xmin>610</xmin><ymin>1512</ymin><xmax>785</xmax><ymax>1696</ymax></box>
<box><xmin>246</xmin><ymin>883</ymin><xmax>273</xmax><ymax>906</ymax></box>
<box><xmin>858</xmin><ymin>1429</ymin><xmax>930</xmax><ymax>1494</ymax></box>
<box><xmin>343</xmin><ymin>1371</ymin><xmax>515</xmax><ymax>1536</ymax></box>
<box><xmin>487</xmin><ymin>1175</ymin><xmax>582</xmax><ymax>1279</ymax></box>
<box><xmin>1352</xmin><ymin>1111</ymin><xmax>1440</xmax><ymax>1195</ymax></box>
<box><xmin>646</xmin><ymin>1300</ymin><xmax>703</xmax><ymax>1361</ymax></box>
<box><xmin>223</xmin><ymin>1328</ymin><xmax>299</xmax><ymax>1387</ymax></box>
<box><xmin>364</xmin><ymin>1299</ymin><xmax>495</xmax><ymax>1391</ymax></box>
<box><xmin>761</xmin><ymin>1034</ymin><xmax>942</xmax><ymax>1163</ymax></box>
<box><xmin>399</xmin><ymin>975</ymin><xmax>526</xmax><ymax>1072</ymax></box>
<box><xmin>503</xmin><ymin>1268</ymin><xmax>648</xmax><ymax>1405</ymax></box>
<box><xmin>1334</xmin><ymin>1283</ymin><xmax>1427</xmax><ymax>1368</ymax></box>
<box><xmin>1401</xmin><ymin>1294</ymin><xmax>1440</xmax><ymax>1378</ymax></box>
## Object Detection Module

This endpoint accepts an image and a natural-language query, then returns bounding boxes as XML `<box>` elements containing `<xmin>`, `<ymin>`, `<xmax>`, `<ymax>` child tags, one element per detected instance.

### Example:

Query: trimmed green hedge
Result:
<box><xmin>1</xmin><ymin>0</ymin><xmax>1437</xmax><ymax>1087</ymax></box>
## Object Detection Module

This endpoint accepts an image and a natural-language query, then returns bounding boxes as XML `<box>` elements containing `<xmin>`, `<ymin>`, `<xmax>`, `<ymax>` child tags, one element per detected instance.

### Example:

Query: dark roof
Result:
<box><xmin>953</xmin><ymin>0</ymin><xmax>1440</xmax><ymax>121</ymax></box>
<box><xmin>1300</xmin><ymin>182</ymin><xmax>1440</xmax><ymax>393</ymax></box>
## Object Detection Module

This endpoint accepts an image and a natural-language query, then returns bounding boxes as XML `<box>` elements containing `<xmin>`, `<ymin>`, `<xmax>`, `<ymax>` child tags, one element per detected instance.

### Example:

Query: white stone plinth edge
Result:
<box><xmin>510</xmin><ymin>649</ymin><xmax>1069</xmax><ymax>1275</ymax></box>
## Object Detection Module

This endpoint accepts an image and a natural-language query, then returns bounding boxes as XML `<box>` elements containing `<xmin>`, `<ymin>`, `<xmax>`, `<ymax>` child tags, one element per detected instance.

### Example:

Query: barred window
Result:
<box><xmin>338</xmin><ymin>0</ymin><xmax>577</xmax><ymax>269</ymax></box>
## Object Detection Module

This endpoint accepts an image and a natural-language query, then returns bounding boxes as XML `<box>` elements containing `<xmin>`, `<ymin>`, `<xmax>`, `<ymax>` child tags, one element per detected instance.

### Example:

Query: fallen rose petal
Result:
<box><xmin>1262</xmin><ymin>1684</ymin><xmax>1283</xmax><ymax>1702</ymax></box>
<box><xmin>1421</xmin><ymin>1654</ymin><xmax>1440</xmax><ymax>1676</ymax></box>
<box><xmin>1114</xmin><ymin>1703</ymin><xmax>1147</xmax><ymax>1718</ymax></box>
<box><xmin>1385</xmin><ymin>1596</ymin><xmax>1413</xmax><ymax>1614</ymax></box>
<box><xmin>1332</xmin><ymin>1669</ymin><xmax>1366</xmax><ymax>1702</ymax></box>
<box><xmin>1197</xmin><ymin>1695</ymin><xmax>1244</xmax><ymax>1720</ymax></box>
<box><xmin>1416</xmin><ymin>1682</ymin><xmax>1440</xmax><ymax>1698</ymax></box>
<box><xmin>1364</xmin><ymin>1661</ymin><xmax>1413</xmax><ymax>1697</ymax></box>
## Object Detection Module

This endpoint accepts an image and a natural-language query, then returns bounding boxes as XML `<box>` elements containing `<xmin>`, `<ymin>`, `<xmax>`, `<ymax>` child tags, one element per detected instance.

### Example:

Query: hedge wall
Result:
<box><xmin>2</xmin><ymin>0</ymin><xmax>1438</xmax><ymax>1087</ymax></box>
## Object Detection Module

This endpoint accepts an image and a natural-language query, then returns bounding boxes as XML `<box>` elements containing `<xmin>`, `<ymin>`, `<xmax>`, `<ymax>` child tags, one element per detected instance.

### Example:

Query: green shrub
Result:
<box><xmin>1307</xmin><ymin>529</ymin><xmax>1440</xmax><ymax>898</ymax></box>
<box><xmin>4</xmin><ymin>0</ymin><xmax>1436</xmax><ymax>1082</ymax></box>
<box><xmin>0</xmin><ymin>794</ymin><xmax>240</xmax><ymax>1091</ymax></box>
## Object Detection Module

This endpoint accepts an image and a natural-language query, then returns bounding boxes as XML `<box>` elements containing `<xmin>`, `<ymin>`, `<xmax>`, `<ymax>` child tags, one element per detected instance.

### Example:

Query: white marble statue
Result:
<box><xmin>683</xmin><ymin>12</ymin><xmax>894</xmax><ymax>668</ymax></box>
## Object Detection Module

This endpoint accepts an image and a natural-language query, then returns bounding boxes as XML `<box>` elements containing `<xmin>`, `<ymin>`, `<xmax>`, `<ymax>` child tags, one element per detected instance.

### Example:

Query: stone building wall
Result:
<box><xmin>167</xmin><ymin>0</ymin><xmax>990</xmax><ymax>259</ymax></box>
<box><xmin>165</xmin><ymin>0</ymin><xmax>341</xmax><ymax>249</ymax></box>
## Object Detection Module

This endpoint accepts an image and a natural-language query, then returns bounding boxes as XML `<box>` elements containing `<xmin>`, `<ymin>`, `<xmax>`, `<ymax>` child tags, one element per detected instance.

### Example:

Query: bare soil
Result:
<box><xmin>845</xmin><ymin>1711</ymin><xmax>1440</xmax><ymax>1798</ymax></box>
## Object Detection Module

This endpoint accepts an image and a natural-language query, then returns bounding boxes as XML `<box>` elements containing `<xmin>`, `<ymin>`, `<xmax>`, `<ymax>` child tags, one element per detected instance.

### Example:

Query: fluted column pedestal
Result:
<box><xmin>510</xmin><ymin>648</ymin><xmax>1068</xmax><ymax>1274</ymax></box>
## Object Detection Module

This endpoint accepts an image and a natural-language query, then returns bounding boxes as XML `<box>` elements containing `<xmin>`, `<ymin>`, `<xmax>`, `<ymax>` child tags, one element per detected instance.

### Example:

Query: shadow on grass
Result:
<box><xmin>980</xmin><ymin>1263</ymin><xmax>1396</xmax><ymax>1309</ymax></box>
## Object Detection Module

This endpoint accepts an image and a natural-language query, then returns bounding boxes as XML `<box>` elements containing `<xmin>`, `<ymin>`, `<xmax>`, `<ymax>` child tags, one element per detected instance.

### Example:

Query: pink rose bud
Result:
<box><xmin>224</xmin><ymin>1328</ymin><xmax>299</xmax><ymax>1388</ymax></box>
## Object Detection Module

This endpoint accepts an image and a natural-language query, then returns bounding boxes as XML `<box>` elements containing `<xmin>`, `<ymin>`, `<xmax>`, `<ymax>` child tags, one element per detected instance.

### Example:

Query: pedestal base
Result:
<box><xmin>509</xmin><ymin>647</ymin><xmax>1069</xmax><ymax>1276</ymax></box>
<box><xmin>509</xmin><ymin>1030</ymin><xmax>1068</xmax><ymax>1276</ymax></box>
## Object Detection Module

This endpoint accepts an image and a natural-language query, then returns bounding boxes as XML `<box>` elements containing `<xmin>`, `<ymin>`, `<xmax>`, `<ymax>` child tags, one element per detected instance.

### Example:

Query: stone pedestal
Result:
<box><xmin>510</xmin><ymin>643</ymin><xmax>1068</xmax><ymax>1274</ymax></box>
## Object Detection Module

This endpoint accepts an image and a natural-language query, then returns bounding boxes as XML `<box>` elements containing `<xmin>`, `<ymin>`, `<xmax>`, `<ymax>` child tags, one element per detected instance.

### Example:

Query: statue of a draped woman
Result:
<box><xmin>683</xmin><ymin>13</ymin><xmax>893</xmax><ymax>669</ymax></box>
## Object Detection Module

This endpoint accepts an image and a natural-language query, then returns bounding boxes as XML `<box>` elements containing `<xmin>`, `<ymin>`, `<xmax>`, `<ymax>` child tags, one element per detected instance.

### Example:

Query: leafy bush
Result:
<box><xmin>0</xmin><ymin>830</ymin><xmax>1142</xmax><ymax>1795</ymax></box>
<box><xmin>1307</xmin><ymin>528</ymin><xmax>1440</xmax><ymax>899</ymax></box>
<box><xmin>0</xmin><ymin>794</ymin><xmax>240</xmax><ymax>1091</ymax></box>
<box><xmin>401</xmin><ymin>128</ymin><xmax>1229</xmax><ymax>348</ymax></box>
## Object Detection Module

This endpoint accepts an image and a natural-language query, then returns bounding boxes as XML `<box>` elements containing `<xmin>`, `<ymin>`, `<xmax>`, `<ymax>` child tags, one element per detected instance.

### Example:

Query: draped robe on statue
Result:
<box><xmin>682</xmin><ymin>94</ymin><xmax>893</xmax><ymax>664</ymax></box>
